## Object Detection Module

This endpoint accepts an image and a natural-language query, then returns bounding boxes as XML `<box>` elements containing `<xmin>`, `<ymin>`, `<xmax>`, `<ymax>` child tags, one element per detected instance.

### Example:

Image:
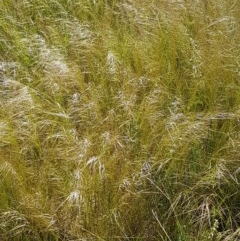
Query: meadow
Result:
<box><xmin>1</xmin><ymin>0</ymin><xmax>240</xmax><ymax>240</ymax></box>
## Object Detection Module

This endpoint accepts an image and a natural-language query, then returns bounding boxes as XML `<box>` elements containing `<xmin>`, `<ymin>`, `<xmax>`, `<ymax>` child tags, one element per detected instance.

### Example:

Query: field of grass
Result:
<box><xmin>1</xmin><ymin>0</ymin><xmax>240</xmax><ymax>240</ymax></box>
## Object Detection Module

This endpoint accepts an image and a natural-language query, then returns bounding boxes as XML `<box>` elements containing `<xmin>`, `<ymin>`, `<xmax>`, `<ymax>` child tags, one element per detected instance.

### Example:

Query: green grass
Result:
<box><xmin>1</xmin><ymin>0</ymin><xmax>240</xmax><ymax>240</ymax></box>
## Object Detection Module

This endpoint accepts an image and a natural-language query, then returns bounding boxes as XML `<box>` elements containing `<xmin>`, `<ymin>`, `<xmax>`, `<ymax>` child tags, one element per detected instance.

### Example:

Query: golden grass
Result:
<box><xmin>1</xmin><ymin>0</ymin><xmax>240</xmax><ymax>240</ymax></box>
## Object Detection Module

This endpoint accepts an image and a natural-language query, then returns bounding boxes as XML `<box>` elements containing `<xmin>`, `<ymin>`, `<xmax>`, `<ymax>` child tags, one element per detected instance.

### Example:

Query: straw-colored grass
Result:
<box><xmin>1</xmin><ymin>0</ymin><xmax>240</xmax><ymax>240</ymax></box>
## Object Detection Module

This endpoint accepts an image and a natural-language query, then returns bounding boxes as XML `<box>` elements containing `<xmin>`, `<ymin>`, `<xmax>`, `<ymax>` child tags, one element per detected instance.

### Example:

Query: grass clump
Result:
<box><xmin>1</xmin><ymin>0</ymin><xmax>240</xmax><ymax>240</ymax></box>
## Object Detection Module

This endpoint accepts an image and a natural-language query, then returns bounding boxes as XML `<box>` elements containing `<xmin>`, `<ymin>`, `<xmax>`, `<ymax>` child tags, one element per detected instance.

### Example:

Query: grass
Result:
<box><xmin>1</xmin><ymin>0</ymin><xmax>240</xmax><ymax>240</ymax></box>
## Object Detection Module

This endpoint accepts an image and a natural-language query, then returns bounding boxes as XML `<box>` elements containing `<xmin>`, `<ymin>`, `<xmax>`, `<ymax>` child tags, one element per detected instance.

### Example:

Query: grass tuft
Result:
<box><xmin>1</xmin><ymin>0</ymin><xmax>240</xmax><ymax>240</ymax></box>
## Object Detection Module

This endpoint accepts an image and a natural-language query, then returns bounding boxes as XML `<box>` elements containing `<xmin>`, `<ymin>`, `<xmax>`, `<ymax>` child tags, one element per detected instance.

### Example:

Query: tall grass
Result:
<box><xmin>1</xmin><ymin>0</ymin><xmax>240</xmax><ymax>240</ymax></box>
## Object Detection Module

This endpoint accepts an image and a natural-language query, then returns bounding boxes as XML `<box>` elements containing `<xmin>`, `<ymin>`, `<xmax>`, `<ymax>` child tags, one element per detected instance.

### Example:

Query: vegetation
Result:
<box><xmin>1</xmin><ymin>0</ymin><xmax>240</xmax><ymax>240</ymax></box>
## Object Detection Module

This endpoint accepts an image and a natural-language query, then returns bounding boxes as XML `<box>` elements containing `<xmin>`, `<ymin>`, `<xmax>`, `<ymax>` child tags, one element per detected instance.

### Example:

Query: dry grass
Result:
<box><xmin>1</xmin><ymin>0</ymin><xmax>240</xmax><ymax>240</ymax></box>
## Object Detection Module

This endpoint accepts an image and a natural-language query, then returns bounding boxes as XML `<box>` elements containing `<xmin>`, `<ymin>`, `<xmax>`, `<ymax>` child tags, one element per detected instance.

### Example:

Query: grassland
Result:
<box><xmin>1</xmin><ymin>0</ymin><xmax>240</xmax><ymax>240</ymax></box>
